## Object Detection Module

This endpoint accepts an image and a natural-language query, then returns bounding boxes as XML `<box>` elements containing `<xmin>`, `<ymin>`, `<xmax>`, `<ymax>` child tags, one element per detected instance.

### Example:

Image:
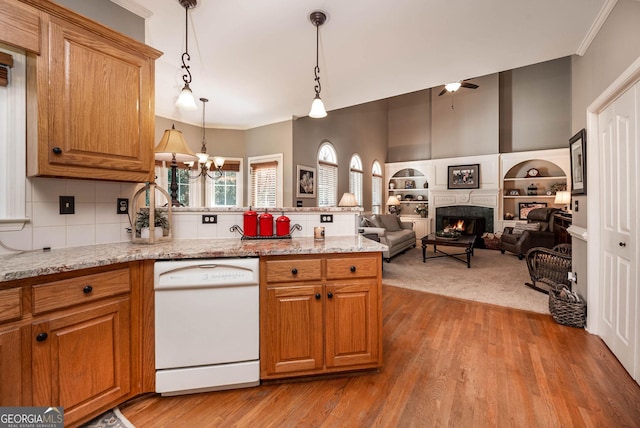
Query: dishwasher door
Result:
<box><xmin>154</xmin><ymin>258</ymin><xmax>260</xmax><ymax>394</ymax></box>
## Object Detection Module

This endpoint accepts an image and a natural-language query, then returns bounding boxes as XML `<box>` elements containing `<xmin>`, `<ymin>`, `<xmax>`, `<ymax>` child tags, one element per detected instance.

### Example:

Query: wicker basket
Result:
<box><xmin>549</xmin><ymin>288</ymin><xmax>586</xmax><ymax>328</ymax></box>
<box><xmin>483</xmin><ymin>236</ymin><xmax>501</xmax><ymax>250</ymax></box>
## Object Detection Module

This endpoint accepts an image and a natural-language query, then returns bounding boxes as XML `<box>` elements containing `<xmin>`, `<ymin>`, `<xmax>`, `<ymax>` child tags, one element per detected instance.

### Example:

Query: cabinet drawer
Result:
<box><xmin>0</xmin><ymin>288</ymin><xmax>22</xmax><ymax>323</ymax></box>
<box><xmin>326</xmin><ymin>256</ymin><xmax>378</xmax><ymax>280</ymax></box>
<box><xmin>32</xmin><ymin>268</ymin><xmax>130</xmax><ymax>314</ymax></box>
<box><xmin>265</xmin><ymin>259</ymin><xmax>322</xmax><ymax>283</ymax></box>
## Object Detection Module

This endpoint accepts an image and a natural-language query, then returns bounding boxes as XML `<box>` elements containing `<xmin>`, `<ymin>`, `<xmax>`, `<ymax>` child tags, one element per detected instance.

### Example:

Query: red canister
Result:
<box><xmin>276</xmin><ymin>212</ymin><xmax>290</xmax><ymax>236</ymax></box>
<box><xmin>259</xmin><ymin>210</ymin><xmax>274</xmax><ymax>237</ymax></box>
<box><xmin>243</xmin><ymin>207</ymin><xmax>258</xmax><ymax>237</ymax></box>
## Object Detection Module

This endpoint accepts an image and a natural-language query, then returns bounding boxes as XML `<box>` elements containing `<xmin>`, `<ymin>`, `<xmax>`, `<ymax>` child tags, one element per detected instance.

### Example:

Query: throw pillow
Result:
<box><xmin>360</xmin><ymin>216</ymin><xmax>377</xmax><ymax>228</ymax></box>
<box><xmin>513</xmin><ymin>222</ymin><xmax>540</xmax><ymax>234</ymax></box>
<box><xmin>377</xmin><ymin>214</ymin><xmax>402</xmax><ymax>232</ymax></box>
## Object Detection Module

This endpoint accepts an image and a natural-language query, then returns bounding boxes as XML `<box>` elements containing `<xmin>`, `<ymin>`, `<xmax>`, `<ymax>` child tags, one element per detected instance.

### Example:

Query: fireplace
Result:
<box><xmin>436</xmin><ymin>206</ymin><xmax>494</xmax><ymax>248</ymax></box>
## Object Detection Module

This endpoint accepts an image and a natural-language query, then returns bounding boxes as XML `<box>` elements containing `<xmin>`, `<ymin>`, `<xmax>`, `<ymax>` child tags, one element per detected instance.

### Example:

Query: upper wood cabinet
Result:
<box><xmin>0</xmin><ymin>0</ymin><xmax>40</xmax><ymax>53</ymax></box>
<box><xmin>23</xmin><ymin>1</ymin><xmax>162</xmax><ymax>182</ymax></box>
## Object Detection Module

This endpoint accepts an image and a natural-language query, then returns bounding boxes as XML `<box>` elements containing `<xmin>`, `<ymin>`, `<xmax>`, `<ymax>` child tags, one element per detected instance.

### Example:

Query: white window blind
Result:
<box><xmin>251</xmin><ymin>161</ymin><xmax>278</xmax><ymax>208</ymax></box>
<box><xmin>318</xmin><ymin>161</ymin><xmax>337</xmax><ymax>207</ymax></box>
<box><xmin>349</xmin><ymin>155</ymin><xmax>363</xmax><ymax>206</ymax></box>
<box><xmin>372</xmin><ymin>161</ymin><xmax>382</xmax><ymax>214</ymax></box>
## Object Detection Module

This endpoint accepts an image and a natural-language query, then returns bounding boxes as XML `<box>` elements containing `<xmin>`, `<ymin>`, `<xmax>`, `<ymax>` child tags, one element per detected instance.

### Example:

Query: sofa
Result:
<box><xmin>359</xmin><ymin>214</ymin><xmax>416</xmax><ymax>262</ymax></box>
<box><xmin>500</xmin><ymin>207</ymin><xmax>558</xmax><ymax>259</ymax></box>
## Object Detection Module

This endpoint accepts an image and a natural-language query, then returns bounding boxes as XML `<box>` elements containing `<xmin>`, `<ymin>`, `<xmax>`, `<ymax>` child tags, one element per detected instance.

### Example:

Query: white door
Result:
<box><xmin>598</xmin><ymin>82</ymin><xmax>638</xmax><ymax>380</ymax></box>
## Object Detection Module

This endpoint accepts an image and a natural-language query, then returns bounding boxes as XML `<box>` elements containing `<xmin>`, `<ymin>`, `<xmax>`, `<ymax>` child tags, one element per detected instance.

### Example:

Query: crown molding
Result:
<box><xmin>110</xmin><ymin>0</ymin><xmax>153</xmax><ymax>19</ymax></box>
<box><xmin>576</xmin><ymin>0</ymin><xmax>618</xmax><ymax>56</ymax></box>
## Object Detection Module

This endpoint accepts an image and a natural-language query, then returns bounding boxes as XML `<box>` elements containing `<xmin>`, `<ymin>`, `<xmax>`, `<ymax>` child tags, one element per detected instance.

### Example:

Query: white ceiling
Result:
<box><xmin>124</xmin><ymin>0</ymin><xmax>609</xmax><ymax>130</ymax></box>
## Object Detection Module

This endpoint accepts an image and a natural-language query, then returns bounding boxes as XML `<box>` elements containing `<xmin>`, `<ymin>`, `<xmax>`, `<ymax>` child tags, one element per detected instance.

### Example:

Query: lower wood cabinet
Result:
<box><xmin>260</xmin><ymin>253</ymin><xmax>383</xmax><ymax>380</ymax></box>
<box><xmin>0</xmin><ymin>261</ymin><xmax>154</xmax><ymax>427</ymax></box>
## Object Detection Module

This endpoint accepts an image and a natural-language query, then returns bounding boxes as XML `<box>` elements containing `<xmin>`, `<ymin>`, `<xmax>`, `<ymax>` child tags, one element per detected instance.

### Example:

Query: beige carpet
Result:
<box><xmin>382</xmin><ymin>246</ymin><xmax>549</xmax><ymax>314</ymax></box>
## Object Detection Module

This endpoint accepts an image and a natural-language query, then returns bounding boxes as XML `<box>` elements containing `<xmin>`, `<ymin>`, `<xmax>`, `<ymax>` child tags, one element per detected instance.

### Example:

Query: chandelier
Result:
<box><xmin>186</xmin><ymin>97</ymin><xmax>225</xmax><ymax>179</ymax></box>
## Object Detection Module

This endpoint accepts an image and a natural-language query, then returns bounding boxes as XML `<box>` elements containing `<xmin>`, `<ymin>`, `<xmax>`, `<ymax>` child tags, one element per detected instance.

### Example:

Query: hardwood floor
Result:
<box><xmin>120</xmin><ymin>285</ymin><xmax>640</xmax><ymax>427</ymax></box>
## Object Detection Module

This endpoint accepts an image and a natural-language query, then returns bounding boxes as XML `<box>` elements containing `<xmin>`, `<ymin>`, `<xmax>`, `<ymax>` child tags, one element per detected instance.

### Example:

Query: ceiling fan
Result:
<box><xmin>438</xmin><ymin>80</ymin><xmax>479</xmax><ymax>96</ymax></box>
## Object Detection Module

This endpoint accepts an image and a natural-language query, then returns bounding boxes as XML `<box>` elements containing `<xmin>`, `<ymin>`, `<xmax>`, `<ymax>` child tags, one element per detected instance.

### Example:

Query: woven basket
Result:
<box><xmin>483</xmin><ymin>237</ymin><xmax>501</xmax><ymax>250</ymax></box>
<box><xmin>549</xmin><ymin>289</ymin><xmax>586</xmax><ymax>328</ymax></box>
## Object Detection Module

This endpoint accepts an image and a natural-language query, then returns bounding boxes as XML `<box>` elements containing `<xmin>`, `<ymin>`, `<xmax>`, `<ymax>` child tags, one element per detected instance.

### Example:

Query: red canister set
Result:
<box><xmin>243</xmin><ymin>208</ymin><xmax>290</xmax><ymax>237</ymax></box>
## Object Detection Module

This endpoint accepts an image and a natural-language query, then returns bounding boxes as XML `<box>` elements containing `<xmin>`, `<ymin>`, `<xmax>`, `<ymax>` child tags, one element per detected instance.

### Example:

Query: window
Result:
<box><xmin>207</xmin><ymin>159</ymin><xmax>243</xmax><ymax>207</ymax></box>
<box><xmin>248</xmin><ymin>153</ymin><xmax>283</xmax><ymax>208</ymax></box>
<box><xmin>317</xmin><ymin>142</ymin><xmax>338</xmax><ymax>207</ymax></box>
<box><xmin>372</xmin><ymin>160</ymin><xmax>383</xmax><ymax>214</ymax></box>
<box><xmin>349</xmin><ymin>154</ymin><xmax>363</xmax><ymax>206</ymax></box>
<box><xmin>0</xmin><ymin>46</ymin><xmax>27</xmax><ymax>230</ymax></box>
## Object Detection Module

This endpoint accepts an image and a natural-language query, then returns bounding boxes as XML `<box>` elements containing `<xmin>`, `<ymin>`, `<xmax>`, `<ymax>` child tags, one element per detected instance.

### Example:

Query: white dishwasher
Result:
<box><xmin>154</xmin><ymin>258</ymin><xmax>260</xmax><ymax>396</ymax></box>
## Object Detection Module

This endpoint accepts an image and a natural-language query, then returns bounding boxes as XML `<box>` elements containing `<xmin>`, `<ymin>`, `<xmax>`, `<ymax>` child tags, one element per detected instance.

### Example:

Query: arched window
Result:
<box><xmin>371</xmin><ymin>160</ymin><xmax>383</xmax><ymax>214</ymax></box>
<box><xmin>349</xmin><ymin>154</ymin><xmax>363</xmax><ymax>206</ymax></box>
<box><xmin>317</xmin><ymin>142</ymin><xmax>338</xmax><ymax>207</ymax></box>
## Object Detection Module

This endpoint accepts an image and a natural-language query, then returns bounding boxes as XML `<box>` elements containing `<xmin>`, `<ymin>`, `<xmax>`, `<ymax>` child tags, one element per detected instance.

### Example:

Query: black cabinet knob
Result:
<box><xmin>52</xmin><ymin>147</ymin><xmax>62</xmax><ymax>154</ymax></box>
<box><xmin>350</xmin><ymin>265</ymin><xmax>356</xmax><ymax>272</ymax></box>
<box><xmin>315</xmin><ymin>293</ymin><xmax>321</xmax><ymax>300</ymax></box>
<box><xmin>36</xmin><ymin>332</ymin><xmax>48</xmax><ymax>342</ymax></box>
<box><xmin>83</xmin><ymin>285</ymin><xmax>93</xmax><ymax>294</ymax></box>
<box><xmin>619</xmin><ymin>242</ymin><xmax>627</xmax><ymax>247</ymax></box>
<box><xmin>291</xmin><ymin>268</ymin><xmax>298</xmax><ymax>275</ymax></box>
<box><xmin>327</xmin><ymin>292</ymin><xmax>333</xmax><ymax>299</ymax></box>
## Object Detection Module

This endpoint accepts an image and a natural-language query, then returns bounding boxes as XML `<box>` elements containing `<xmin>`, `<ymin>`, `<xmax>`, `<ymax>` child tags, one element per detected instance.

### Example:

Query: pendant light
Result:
<box><xmin>308</xmin><ymin>11</ymin><xmax>327</xmax><ymax>119</ymax></box>
<box><xmin>175</xmin><ymin>0</ymin><xmax>198</xmax><ymax>111</ymax></box>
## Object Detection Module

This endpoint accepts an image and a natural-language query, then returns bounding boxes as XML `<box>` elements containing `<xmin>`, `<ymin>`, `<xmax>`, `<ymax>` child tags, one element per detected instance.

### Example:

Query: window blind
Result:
<box><xmin>318</xmin><ymin>161</ymin><xmax>337</xmax><ymax>207</ymax></box>
<box><xmin>372</xmin><ymin>175</ymin><xmax>382</xmax><ymax>214</ymax></box>
<box><xmin>349</xmin><ymin>169</ymin><xmax>363</xmax><ymax>206</ymax></box>
<box><xmin>251</xmin><ymin>160</ymin><xmax>278</xmax><ymax>207</ymax></box>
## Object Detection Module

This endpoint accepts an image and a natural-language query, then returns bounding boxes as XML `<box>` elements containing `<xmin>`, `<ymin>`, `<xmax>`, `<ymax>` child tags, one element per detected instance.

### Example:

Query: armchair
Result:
<box><xmin>525</xmin><ymin>244</ymin><xmax>572</xmax><ymax>293</ymax></box>
<box><xmin>500</xmin><ymin>207</ymin><xmax>559</xmax><ymax>259</ymax></box>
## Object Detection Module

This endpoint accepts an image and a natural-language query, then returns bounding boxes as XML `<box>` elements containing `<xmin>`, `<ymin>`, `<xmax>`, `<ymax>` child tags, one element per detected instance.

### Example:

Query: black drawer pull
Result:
<box><xmin>350</xmin><ymin>265</ymin><xmax>356</xmax><ymax>272</ymax></box>
<box><xmin>36</xmin><ymin>332</ymin><xmax>48</xmax><ymax>342</ymax></box>
<box><xmin>315</xmin><ymin>293</ymin><xmax>321</xmax><ymax>300</ymax></box>
<box><xmin>327</xmin><ymin>292</ymin><xmax>333</xmax><ymax>299</ymax></box>
<box><xmin>83</xmin><ymin>285</ymin><xmax>93</xmax><ymax>294</ymax></box>
<box><xmin>619</xmin><ymin>242</ymin><xmax>626</xmax><ymax>247</ymax></box>
<box><xmin>291</xmin><ymin>268</ymin><xmax>298</xmax><ymax>275</ymax></box>
<box><xmin>52</xmin><ymin>147</ymin><xmax>62</xmax><ymax>154</ymax></box>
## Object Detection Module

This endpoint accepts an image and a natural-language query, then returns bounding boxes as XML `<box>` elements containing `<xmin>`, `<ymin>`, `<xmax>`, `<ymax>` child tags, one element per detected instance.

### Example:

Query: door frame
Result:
<box><xmin>586</xmin><ymin>54</ymin><xmax>640</xmax><ymax>334</ymax></box>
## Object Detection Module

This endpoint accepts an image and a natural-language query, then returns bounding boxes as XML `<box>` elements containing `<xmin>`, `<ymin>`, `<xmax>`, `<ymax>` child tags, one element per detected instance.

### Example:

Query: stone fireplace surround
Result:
<box><xmin>430</xmin><ymin>189</ymin><xmax>500</xmax><ymax>241</ymax></box>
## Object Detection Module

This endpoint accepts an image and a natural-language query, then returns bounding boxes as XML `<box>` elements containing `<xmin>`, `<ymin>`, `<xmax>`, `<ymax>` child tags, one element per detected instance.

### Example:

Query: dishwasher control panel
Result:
<box><xmin>155</xmin><ymin>258</ymin><xmax>259</xmax><ymax>289</ymax></box>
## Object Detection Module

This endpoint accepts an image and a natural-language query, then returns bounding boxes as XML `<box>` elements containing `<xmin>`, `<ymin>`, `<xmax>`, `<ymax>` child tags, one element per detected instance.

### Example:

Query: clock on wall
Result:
<box><xmin>525</xmin><ymin>168</ymin><xmax>540</xmax><ymax>178</ymax></box>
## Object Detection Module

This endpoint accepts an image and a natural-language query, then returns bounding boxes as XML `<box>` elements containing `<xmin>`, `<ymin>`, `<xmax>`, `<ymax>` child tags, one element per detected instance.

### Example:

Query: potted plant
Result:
<box><xmin>135</xmin><ymin>208</ymin><xmax>169</xmax><ymax>239</ymax></box>
<box><xmin>414</xmin><ymin>203</ymin><xmax>428</xmax><ymax>218</ymax></box>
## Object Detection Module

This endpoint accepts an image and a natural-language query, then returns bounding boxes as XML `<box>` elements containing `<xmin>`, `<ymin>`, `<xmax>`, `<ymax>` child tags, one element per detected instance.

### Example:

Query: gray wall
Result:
<box><xmin>570</xmin><ymin>0</ymin><xmax>640</xmax><ymax>299</ymax></box>
<box><xmin>54</xmin><ymin>0</ymin><xmax>144</xmax><ymax>42</ymax></box>
<box><xmin>387</xmin><ymin>90</ymin><xmax>431</xmax><ymax>162</ymax></box>
<box><xmin>292</xmin><ymin>101</ymin><xmax>388</xmax><ymax>209</ymax></box>
<box><xmin>245</xmin><ymin>121</ymin><xmax>294</xmax><ymax>206</ymax></box>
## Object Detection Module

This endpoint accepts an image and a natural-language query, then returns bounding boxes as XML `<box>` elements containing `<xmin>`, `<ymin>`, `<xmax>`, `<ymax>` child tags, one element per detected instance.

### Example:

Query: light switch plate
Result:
<box><xmin>59</xmin><ymin>196</ymin><xmax>75</xmax><ymax>215</ymax></box>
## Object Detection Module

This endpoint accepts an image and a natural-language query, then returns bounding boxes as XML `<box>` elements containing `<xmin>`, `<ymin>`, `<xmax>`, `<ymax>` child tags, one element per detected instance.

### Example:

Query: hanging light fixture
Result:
<box><xmin>308</xmin><ymin>11</ymin><xmax>327</xmax><ymax>119</ymax></box>
<box><xmin>185</xmin><ymin>97</ymin><xmax>225</xmax><ymax>179</ymax></box>
<box><xmin>175</xmin><ymin>0</ymin><xmax>198</xmax><ymax>111</ymax></box>
<box><xmin>444</xmin><ymin>82</ymin><xmax>462</xmax><ymax>93</ymax></box>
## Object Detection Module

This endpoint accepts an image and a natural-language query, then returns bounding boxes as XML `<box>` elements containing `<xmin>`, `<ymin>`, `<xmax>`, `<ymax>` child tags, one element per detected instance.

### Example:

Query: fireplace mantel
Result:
<box><xmin>430</xmin><ymin>189</ymin><xmax>500</xmax><ymax>210</ymax></box>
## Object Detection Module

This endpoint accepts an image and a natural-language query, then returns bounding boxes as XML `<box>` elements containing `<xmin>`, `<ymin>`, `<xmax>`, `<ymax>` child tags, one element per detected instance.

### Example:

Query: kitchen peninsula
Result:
<box><xmin>0</xmin><ymin>235</ymin><xmax>386</xmax><ymax>427</ymax></box>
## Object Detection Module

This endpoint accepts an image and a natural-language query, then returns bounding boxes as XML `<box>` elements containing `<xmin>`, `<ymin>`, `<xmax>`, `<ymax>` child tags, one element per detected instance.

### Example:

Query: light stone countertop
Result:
<box><xmin>0</xmin><ymin>236</ymin><xmax>387</xmax><ymax>283</ymax></box>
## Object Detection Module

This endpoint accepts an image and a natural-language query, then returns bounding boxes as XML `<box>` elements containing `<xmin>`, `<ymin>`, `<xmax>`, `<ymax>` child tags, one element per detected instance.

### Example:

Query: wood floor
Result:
<box><xmin>120</xmin><ymin>285</ymin><xmax>640</xmax><ymax>427</ymax></box>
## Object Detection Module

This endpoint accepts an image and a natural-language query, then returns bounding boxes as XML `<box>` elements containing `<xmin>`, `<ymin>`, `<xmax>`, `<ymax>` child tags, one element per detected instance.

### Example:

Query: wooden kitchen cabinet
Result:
<box><xmin>0</xmin><ymin>261</ymin><xmax>152</xmax><ymax>427</ymax></box>
<box><xmin>260</xmin><ymin>253</ymin><xmax>382</xmax><ymax>380</ymax></box>
<box><xmin>24</xmin><ymin>0</ymin><xmax>162</xmax><ymax>182</ymax></box>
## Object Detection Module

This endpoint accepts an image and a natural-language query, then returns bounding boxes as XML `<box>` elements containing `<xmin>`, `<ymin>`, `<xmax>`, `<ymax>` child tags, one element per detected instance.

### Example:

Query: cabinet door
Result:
<box><xmin>32</xmin><ymin>298</ymin><xmax>130</xmax><ymax>426</ymax></box>
<box><xmin>0</xmin><ymin>326</ymin><xmax>25</xmax><ymax>406</ymax></box>
<box><xmin>325</xmin><ymin>281</ymin><xmax>380</xmax><ymax>369</ymax></box>
<box><xmin>41</xmin><ymin>17</ymin><xmax>154</xmax><ymax>181</ymax></box>
<box><xmin>262</xmin><ymin>285</ymin><xmax>323</xmax><ymax>377</ymax></box>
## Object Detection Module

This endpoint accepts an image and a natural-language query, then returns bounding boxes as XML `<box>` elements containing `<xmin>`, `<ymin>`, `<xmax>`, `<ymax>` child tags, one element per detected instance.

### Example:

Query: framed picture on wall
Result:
<box><xmin>296</xmin><ymin>165</ymin><xmax>316</xmax><ymax>198</ymax></box>
<box><xmin>447</xmin><ymin>164</ymin><xmax>480</xmax><ymax>189</ymax></box>
<box><xmin>518</xmin><ymin>202</ymin><xmax>547</xmax><ymax>220</ymax></box>
<box><xmin>570</xmin><ymin>128</ymin><xmax>587</xmax><ymax>195</ymax></box>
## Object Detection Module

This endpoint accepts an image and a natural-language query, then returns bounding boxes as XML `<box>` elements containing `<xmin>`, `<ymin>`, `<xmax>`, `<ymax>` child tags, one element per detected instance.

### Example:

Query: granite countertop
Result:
<box><xmin>0</xmin><ymin>236</ymin><xmax>387</xmax><ymax>283</ymax></box>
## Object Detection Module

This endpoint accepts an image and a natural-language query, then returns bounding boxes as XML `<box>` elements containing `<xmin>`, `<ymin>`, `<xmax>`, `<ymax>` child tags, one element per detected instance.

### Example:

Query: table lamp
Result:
<box><xmin>386</xmin><ymin>195</ymin><xmax>401</xmax><ymax>214</ymax></box>
<box><xmin>554</xmin><ymin>190</ymin><xmax>571</xmax><ymax>213</ymax></box>
<box><xmin>338</xmin><ymin>192</ymin><xmax>358</xmax><ymax>207</ymax></box>
<box><xmin>154</xmin><ymin>125</ymin><xmax>197</xmax><ymax>206</ymax></box>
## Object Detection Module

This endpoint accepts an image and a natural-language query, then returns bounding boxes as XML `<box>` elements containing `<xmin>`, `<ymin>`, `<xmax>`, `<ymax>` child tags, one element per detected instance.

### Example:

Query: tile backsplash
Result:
<box><xmin>0</xmin><ymin>178</ymin><xmax>360</xmax><ymax>255</ymax></box>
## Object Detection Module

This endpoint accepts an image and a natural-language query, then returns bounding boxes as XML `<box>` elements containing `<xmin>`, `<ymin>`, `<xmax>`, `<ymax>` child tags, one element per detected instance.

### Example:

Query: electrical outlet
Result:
<box><xmin>59</xmin><ymin>196</ymin><xmax>75</xmax><ymax>215</ymax></box>
<box><xmin>202</xmin><ymin>214</ymin><xmax>217</xmax><ymax>224</ymax></box>
<box><xmin>320</xmin><ymin>214</ymin><xmax>333</xmax><ymax>223</ymax></box>
<box><xmin>574</xmin><ymin>200</ymin><xmax>579</xmax><ymax>212</ymax></box>
<box><xmin>117</xmin><ymin>198</ymin><xmax>129</xmax><ymax>214</ymax></box>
